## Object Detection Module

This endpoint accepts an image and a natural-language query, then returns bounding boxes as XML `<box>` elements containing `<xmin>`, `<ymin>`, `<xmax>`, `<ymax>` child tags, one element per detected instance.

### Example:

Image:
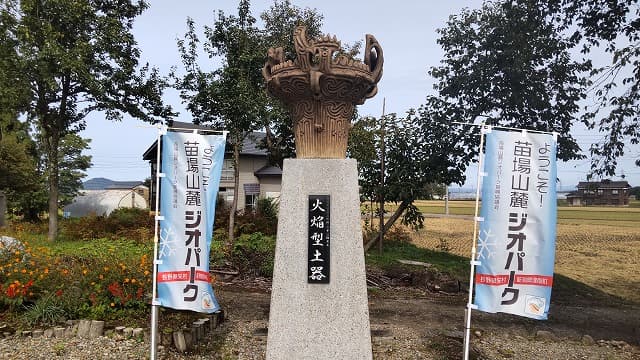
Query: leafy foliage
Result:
<box><xmin>558</xmin><ymin>0</ymin><xmax>640</xmax><ymax>176</ymax></box>
<box><xmin>429</xmin><ymin>0</ymin><xmax>591</xmax><ymax>162</ymax></box>
<box><xmin>351</xmin><ymin>108</ymin><xmax>476</xmax><ymax>251</ymax></box>
<box><xmin>59</xmin><ymin>207</ymin><xmax>154</xmax><ymax>242</ymax></box>
<box><xmin>230</xmin><ymin>232</ymin><xmax>276</xmax><ymax>277</ymax></box>
<box><xmin>0</xmin><ymin>0</ymin><xmax>173</xmax><ymax>240</ymax></box>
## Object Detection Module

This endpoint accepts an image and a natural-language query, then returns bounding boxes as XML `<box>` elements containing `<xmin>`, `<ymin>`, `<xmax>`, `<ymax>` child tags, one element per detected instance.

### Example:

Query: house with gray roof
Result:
<box><xmin>142</xmin><ymin>121</ymin><xmax>282</xmax><ymax>211</ymax></box>
<box><xmin>566</xmin><ymin>180</ymin><xmax>632</xmax><ymax>206</ymax></box>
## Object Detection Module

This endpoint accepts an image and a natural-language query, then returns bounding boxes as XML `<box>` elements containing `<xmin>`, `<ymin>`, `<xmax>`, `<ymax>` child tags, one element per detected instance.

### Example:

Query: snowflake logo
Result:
<box><xmin>476</xmin><ymin>228</ymin><xmax>497</xmax><ymax>260</ymax></box>
<box><xmin>159</xmin><ymin>226</ymin><xmax>180</xmax><ymax>259</ymax></box>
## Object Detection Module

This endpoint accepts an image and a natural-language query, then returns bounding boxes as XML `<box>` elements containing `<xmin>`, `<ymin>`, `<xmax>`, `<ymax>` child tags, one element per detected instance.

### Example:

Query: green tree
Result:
<box><xmin>429</xmin><ymin>0</ymin><xmax>591</xmax><ymax>162</ymax></box>
<box><xmin>53</xmin><ymin>134</ymin><xmax>92</xmax><ymax>207</ymax></box>
<box><xmin>174</xmin><ymin>0</ymin><xmax>265</xmax><ymax>246</ymax></box>
<box><xmin>559</xmin><ymin>0</ymin><xmax>640</xmax><ymax>176</ymax></box>
<box><xmin>259</xmin><ymin>0</ymin><xmax>324</xmax><ymax>166</ymax></box>
<box><xmin>358</xmin><ymin>105</ymin><xmax>476</xmax><ymax>252</ymax></box>
<box><xmin>174</xmin><ymin>0</ymin><xmax>328</xmax><ymax>244</ymax></box>
<box><xmin>0</xmin><ymin>0</ymin><xmax>173</xmax><ymax>240</ymax></box>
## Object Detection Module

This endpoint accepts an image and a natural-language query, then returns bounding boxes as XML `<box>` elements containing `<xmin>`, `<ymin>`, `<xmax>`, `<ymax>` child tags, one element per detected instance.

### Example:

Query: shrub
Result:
<box><xmin>0</xmin><ymin>236</ymin><xmax>152</xmax><ymax>320</ymax></box>
<box><xmin>59</xmin><ymin>207</ymin><xmax>153</xmax><ymax>242</ymax></box>
<box><xmin>215</xmin><ymin>197</ymin><xmax>279</xmax><ymax>237</ymax></box>
<box><xmin>230</xmin><ymin>232</ymin><xmax>276</xmax><ymax>277</ymax></box>
<box><xmin>22</xmin><ymin>293</ymin><xmax>66</xmax><ymax>326</ymax></box>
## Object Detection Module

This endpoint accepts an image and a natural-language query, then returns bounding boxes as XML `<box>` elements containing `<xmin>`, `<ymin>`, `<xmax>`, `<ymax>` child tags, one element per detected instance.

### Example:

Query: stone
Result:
<box><xmin>266</xmin><ymin>159</ymin><xmax>372</xmax><ymax>359</ymax></box>
<box><xmin>64</xmin><ymin>326</ymin><xmax>75</xmax><ymax>338</ymax></box>
<box><xmin>0</xmin><ymin>236</ymin><xmax>24</xmax><ymax>257</ymax></box>
<box><xmin>474</xmin><ymin>330</ymin><xmax>483</xmax><ymax>338</ymax></box>
<box><xmin>123</xmin><ymin>327</ymin><xmax>133</xmax><ymax>338</ymax></box>
<box><xmin>54</xmin><ymin>327</ymin><xmax>65</xmax><ymax>338</ymax></box>
<box><xmin>32</xmin><ymin>330</ymin><xmax>43</xmax><ymax>338</ymax></box>
<box><xmin>199</xmin><ymin>318</ymin><xmax>210</xmax><ymax>333</ymax></box>
<box><xmin>183</xmin><ymin>330</ymin><xmax>194</xmax><ymax>350</ymax></box>
<box><xmin>114</xmin><ymin>326</ymin><xmax>126</xmax><ymax>334</ymax></box>
<box><xmin>581</xmin><ymin>334</ymin><xmax>595</xmax><ymax>345</ymax></box>
<box><xmin>89</xmin><ymin>320</ymin><xmax>104</xmax><ymax>338</ymax></box>
<box><xmin>161</xmin><ymin>332</ymin><xmax>173</xmax><ymax>346</ymax></box>
<box><xmin>209</xmin><ymin>314</ymin><xmax>218</xmax><ymax>329</ymax></box>
<box><xmin>192</xmin><ymin>322</ymin><xmax>202</xmax><ymax>341</ymax></box>
<box><xmin>132</xmin><ymin>328</ymin><xmax>144</xmax><ymax>339</ymax></box>
<box><xmin>77</xmin><ymin>320</ymin><xmax>91</xmax><ymax>338</ymax></box>
<box><xmin>43</xmin><ymin>328</ymin><xmax>54</xmax><ymax>338</ymax></box>
<box><xmin>21</xmin><ymin>330</ymin><xmax>31</xmax><ymax>337</ymax></box>
<box><xmin>172</xmin><ymin>331</ymin><xmax>187</xmax><ymax>353</ymax></box>
<box><xmin>535</xmin><ymin>330</ymin><xmax>558</xmax><ymax>342</ymax></box>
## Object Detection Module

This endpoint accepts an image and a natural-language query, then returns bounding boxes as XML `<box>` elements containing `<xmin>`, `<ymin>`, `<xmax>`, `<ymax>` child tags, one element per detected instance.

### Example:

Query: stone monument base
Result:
<box><xmin>266</xmin><ymin>158</ymin><xmax>372</xmax><ymax>359</ymax></box>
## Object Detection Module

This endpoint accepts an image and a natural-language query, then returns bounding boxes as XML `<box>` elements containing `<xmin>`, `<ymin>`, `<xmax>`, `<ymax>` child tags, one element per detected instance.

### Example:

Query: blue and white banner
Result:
<box><xmin>474</xmin><ymin>129</ymin><xmax>557</xmax><ymax>320</ymax></box>
<box><xmin>157</xmin><ymin>131</ymin><xmax>226</xmax><ymax>313</ymax></box>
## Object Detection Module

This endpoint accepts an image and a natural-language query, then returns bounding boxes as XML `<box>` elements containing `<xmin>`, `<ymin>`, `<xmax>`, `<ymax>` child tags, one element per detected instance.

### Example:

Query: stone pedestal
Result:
<box><xmin>266</xmin><ymin>159</ymin><xmax>372</xmax><ymax>359</ymax></box>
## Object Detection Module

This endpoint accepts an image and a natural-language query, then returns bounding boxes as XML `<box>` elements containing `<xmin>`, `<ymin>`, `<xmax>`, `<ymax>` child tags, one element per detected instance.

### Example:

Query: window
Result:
<box><xmin>221</xmin><ymin>159</ymin><xmax>234</xmax><ymax>181</ymax></box>
<box><xmin>245</xmin><ymin>194</ymin><xmax>258</xmax><ymax>210</ymax></box>
<box><xmin>612</xmin><ymin>189</ymin><xmax>618</xmax><ymax>195</ymax></box>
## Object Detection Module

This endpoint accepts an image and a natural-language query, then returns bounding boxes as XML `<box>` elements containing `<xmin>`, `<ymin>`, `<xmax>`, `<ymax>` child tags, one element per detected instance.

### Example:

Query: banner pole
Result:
<box><xmin>150</xmin><ymin>125</ymin><xmax>165</xmax><ymax>360</ymax></box>
<box><xmin>463</xmin><ymin>124</ymin><xmax>488</xmax><ymax>360</ymax></box>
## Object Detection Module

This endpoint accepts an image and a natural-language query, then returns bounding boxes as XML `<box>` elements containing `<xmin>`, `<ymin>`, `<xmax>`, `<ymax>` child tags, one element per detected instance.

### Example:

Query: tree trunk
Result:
<box><xmin>227</xmin><ymin>143</ymin><xmax>241</xmax><ymax>247</ymax></box>
<box><xmin>363</xmin><ymin>199</ymin><xmax>411</xmax><ymax>252</ymax></box>
<box><xmin>47</xmin><ymin>131</ymin><xmax>60</xmax><ymax>242</ymax></box>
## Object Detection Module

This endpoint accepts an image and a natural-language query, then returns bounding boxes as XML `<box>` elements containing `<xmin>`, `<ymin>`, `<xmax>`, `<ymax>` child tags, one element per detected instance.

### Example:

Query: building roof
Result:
<box><xmin>63</xmin><ymin>189</ymin><xmax>147</xmax><ymax>217</ymax></box>
<box><xmin>82</xmin><ymin>178</ymin><xmax>144</xmax><ymax>190</ymax></box>
<box><xmin>142</xmin><ymin>120</ymin><xmax>267</xmax><ymax>161</ymax></box>
<box><xmin>254</xmin><ymin>165</ymin><xmax>283</xmax><ymax>177</ymax></box>
<box><xmin>576</xmin><ymin>180</ymin><xmax>631</xmax><ymax>189</ymax></box>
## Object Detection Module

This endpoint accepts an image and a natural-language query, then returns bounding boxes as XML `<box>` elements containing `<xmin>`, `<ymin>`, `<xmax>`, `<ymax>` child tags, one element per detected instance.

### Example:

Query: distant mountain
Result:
<box><xmin>82</xmin><ymin>178</ymin><xmax>143</xmax><ymax>190</ymax></box>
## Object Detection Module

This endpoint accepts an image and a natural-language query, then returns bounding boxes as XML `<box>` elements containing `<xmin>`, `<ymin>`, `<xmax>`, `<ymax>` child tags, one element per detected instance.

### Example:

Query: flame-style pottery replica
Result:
<box><xmin>263</xmin><ymin>26</ymin><xmax>383</xmax><ymax>158</ymax></box>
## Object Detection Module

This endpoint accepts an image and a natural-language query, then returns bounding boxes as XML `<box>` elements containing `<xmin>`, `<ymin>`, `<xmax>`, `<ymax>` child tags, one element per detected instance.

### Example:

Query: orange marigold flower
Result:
<box><xmin>21</xmin><ymin>269</ymin><xmax>26</xmax><ymax>274</ymax></box>
<box><xmin>110</xmin><ymin>302</ymin><xmax>115</xmax><ymax>307</ymax></box>
<box><xmin>44</xmin><ymin>268</ymin><xmax>49</xmax><ymax>274</ymax></box>
<box><xmin>131</xmin><ymin>279</ymin><xmax>137</xmax><ymax>284</ymax></box>
<box><xmin>99</xmin><ymin>274</ymin><xmax>104</xmax><ymax>280</ymax></box>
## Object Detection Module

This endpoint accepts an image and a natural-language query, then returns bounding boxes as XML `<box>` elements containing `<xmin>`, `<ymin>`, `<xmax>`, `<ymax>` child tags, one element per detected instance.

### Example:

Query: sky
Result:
<box><xmin>81</xmin><ymin>0</ymin><xmax>639</xmax><ymax>189</ymax></box>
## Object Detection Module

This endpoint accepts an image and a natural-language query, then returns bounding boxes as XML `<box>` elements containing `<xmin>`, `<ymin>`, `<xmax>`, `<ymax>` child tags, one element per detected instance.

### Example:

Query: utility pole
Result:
<box><xmin>444</xmin><ymin>183</ymin><xmax>449</xmax><ymax>215</ymax></box>
<box><xmin>378</xmin><ymin>98</ymin><xmax>386</xmax><ymax>255</ymax></box>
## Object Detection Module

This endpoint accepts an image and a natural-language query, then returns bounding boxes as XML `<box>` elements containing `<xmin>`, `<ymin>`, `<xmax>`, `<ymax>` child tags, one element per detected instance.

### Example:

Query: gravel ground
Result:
<box><xmin>0</xmin><ymin>288</ymin><xmax>637</xmax><ymax>359</ymax></box>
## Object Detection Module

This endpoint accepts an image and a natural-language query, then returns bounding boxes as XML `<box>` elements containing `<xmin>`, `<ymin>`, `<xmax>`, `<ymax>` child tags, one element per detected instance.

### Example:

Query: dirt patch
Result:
<box><xmin>160</xmin><ymin>282</ymin><xmax>639</xmax><ymax>359</ymax></box>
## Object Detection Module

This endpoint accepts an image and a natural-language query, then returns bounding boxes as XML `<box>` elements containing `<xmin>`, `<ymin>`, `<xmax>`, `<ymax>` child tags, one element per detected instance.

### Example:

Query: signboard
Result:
<box><xmin>157</xmin><ymin>131</ymin><xmax>226</xmax><ymax>313</ymax></box>
<box><xmin>308</xmin><ymin>195</ymin><xmax>330</xmax><ymax>284</ymax></box>
<box><xmin>474</xmin><ymin>129</ymin><xmax>557</xmax><ymax>320</ymax></box>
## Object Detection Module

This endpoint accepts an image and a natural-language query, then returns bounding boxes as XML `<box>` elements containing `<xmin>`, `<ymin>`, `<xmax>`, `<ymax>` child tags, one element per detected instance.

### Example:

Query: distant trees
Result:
<box><xmin>0</xmin><ymin>0</ymin><xmax>173</xmax><ymax>240</ymax></box>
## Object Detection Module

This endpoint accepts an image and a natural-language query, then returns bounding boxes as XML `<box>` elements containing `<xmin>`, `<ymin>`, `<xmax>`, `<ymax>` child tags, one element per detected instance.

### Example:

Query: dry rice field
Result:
<box><xmin>407</xmin><ymin>203</ymin><xmax>640</xmax><ymax>304</ymax></box>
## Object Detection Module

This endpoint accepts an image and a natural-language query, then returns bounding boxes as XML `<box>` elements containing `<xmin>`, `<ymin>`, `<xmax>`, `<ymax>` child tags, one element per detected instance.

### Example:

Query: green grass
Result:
<box><xmin>365</xmin><ymin>240</ymin><xmax>470</xmax><ymax>279</ymax></box>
